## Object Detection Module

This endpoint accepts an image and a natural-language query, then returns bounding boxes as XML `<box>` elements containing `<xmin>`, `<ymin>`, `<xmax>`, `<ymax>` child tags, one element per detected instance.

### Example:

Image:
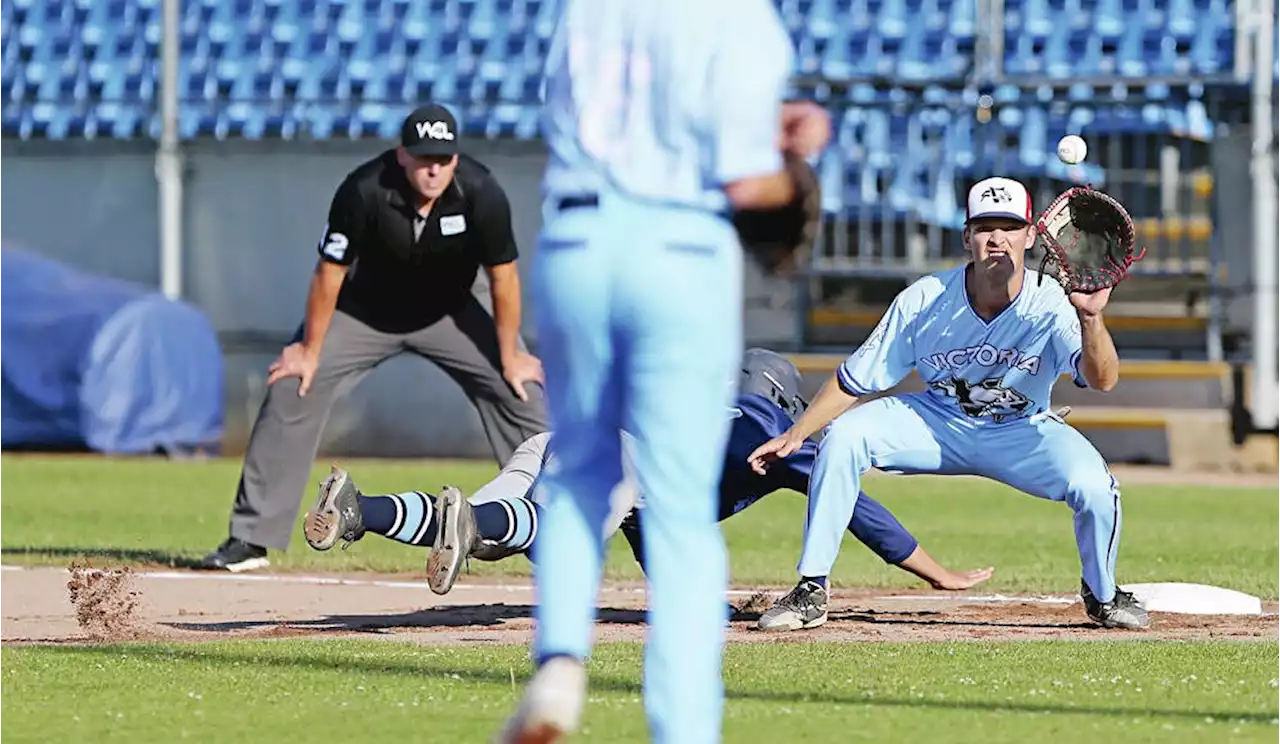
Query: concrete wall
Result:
<box><xmin>1</xmin><ymin>140</ymin><xmax>161</xmax><ymax>287</ymax></box>
<box><xmin>1</xmin><ymin>138</ymin><xmax>797</xmax><ymax>458</ymax></box>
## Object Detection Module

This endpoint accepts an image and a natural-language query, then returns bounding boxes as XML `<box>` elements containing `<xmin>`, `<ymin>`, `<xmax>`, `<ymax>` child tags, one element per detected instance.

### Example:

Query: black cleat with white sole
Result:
<box><xmin>756</xmin><ymin>580</ymin><xmax>829</xmax><ymax>631</ymax></box>
<box><xmin>1082</xmin><ymin>580</ymin><xmax>1151</xmax><ymax>629</ymax></box>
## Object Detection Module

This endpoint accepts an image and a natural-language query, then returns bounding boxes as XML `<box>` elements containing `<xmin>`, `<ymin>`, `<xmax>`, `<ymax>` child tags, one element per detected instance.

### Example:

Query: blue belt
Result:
<box><xmin>555</xmin><ymin>192</ymin><xmax>732</xmax><ymax>221</ymax></box>
<box><xmin>556</xmin><ymin>194</ymin><xmax>599</xmax><ymax>211</ymax></box>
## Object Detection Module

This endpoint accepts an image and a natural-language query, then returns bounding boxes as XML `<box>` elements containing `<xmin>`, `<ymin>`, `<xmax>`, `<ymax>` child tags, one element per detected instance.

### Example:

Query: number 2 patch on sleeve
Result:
<box><xmin>318</xmin><ymin>222</ymin><xmax>350</xmax><ymax>261</ymax></box>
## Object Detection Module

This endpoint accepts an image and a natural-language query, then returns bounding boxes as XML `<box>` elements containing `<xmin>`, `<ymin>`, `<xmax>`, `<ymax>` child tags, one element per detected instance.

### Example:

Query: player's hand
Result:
<box><xmin>267</xmin><ymin>343</ymin><xmax>320</xmax><ymax>397</ymax></box>
<box><xmin>1069</xmin><ymin>286</ymin><xmax>1112</xmax><ymax>318</ymax></box>
<box><xmin>927</xmin><ymin>566</ymin><xmax>996</xmax><ymax>591</ymax></box>
<box><xmin>747</xmin><ymin>432</ymin><xmax>805</xmax><ymax>475</ymax></box>
<box><xmin>502</xmin><ymin>350</ymin><xmax>545</xmax><ymax>403</ymax></box>
<box><xmin>780</xmin><ymin>101</ymin><xmax>832</xmax><ymax>159</ymax></box>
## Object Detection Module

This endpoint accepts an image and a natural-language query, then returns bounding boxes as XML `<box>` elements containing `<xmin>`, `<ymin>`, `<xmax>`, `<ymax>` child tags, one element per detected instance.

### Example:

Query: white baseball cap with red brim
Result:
<box><xmin>966</xmin><ymin>177</ymin><xmax>1033</xmax><ymax>223</ymax></box>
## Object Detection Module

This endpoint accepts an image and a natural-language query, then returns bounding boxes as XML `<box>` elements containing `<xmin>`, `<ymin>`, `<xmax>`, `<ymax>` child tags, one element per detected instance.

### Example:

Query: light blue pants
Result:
<box><xmin>530</xmin><ymin>191</ymin><xmax>741</xmax><ymax>744</ymax></box>
<box><xmin>801</xmin><ymin>392</ymin><xmax>1122</xmax><ymax>602</ymax></box>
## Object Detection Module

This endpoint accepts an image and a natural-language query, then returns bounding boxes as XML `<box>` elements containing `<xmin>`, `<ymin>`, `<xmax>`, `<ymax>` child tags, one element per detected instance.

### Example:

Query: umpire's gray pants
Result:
<box><xmin>229</xmin><ymin>300</ymin><xmax>548</xmax><ymax>550</ymax></box>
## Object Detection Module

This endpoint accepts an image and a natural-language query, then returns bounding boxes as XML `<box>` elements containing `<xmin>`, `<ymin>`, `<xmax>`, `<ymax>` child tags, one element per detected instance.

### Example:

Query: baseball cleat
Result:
<box><xmin>494</xmin><ymin>656</ymin><xmax>586</xmax><ymax>744</ymax></box>
<box><xmin>427</xmin><ymin>485</ymin><xmax>478</xmax><ymax>595</ymax></box>
<box><xmin>756</xmin><ymin>580</ymin><xmax>829</xmax><ymax>631</ymax></box>
<box><xmin>197</xmin><ymin>538</ymin><xmax>269</xmax><ymax>572</ymax></box>
<box><xmin>1081</xmin><ymin>580</ymin><xmax>1151</xmax><ymax>629</ymax></box>
<box><xmin>303</xmin><ymin>466</ymin><xmax>367</xmax><ymax>551</ymax></box>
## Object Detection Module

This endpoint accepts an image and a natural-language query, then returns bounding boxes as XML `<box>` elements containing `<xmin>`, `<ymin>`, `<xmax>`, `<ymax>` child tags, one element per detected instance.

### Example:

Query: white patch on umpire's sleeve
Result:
<box><xmin>440</xmin><ymin>215</ymin><xmax>467</xmax><ymax>236</ymax></box>
<box><xmin>322</xmin><ymin>230</ymin><xmax>349</xmax><ymax>260</ymax></box>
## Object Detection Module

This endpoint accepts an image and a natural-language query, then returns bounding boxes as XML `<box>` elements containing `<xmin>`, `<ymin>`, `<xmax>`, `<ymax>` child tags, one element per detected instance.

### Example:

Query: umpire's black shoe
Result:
<box><xmin>1081</xmin><ymin>580</ymin><xmax>1151</xmax><ymax>629</ymax></box>
<box><xmin>198</xmin><ymin>538</ymin><xmax>269</xmax><ymax>572</ymax></box>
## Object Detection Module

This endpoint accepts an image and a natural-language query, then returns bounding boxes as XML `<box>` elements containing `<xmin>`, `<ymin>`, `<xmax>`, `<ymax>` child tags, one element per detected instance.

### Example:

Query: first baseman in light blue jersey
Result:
<box><xmin>749</xmin><ymin>177</ymin><xmax>1150</xmax><ymax>633</ymax></box>
<box><xmin>497</xmin><ymin>2</ymin><xmax>822</xmax><ymax>743</ymax></box>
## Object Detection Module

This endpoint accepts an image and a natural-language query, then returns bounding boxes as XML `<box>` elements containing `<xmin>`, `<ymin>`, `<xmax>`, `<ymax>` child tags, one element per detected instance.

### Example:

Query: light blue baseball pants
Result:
<box><xmin>800</xmin><ymin>392</ymin><xmax>1122</xmax><ymax>602</ymax></box>
<box><xmin>530</xmin><ymin>191</ymin><xmax>742</xmax><ymax>744</ymax></box>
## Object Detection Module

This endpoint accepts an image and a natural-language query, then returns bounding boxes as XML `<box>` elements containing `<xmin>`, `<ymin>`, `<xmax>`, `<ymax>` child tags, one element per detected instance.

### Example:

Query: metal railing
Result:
<box><xmin>789</xmin><ymin>79</ymin><xmax>1264</xmax><ymax>366</ymax></box>
<box><xmin>798</xmin><ymin>82</ymin><xmax>1249</xmax><ymax>281</ymax></box>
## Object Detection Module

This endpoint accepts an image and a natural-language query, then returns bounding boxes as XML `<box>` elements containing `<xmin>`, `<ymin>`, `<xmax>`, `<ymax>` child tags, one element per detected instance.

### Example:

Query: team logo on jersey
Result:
<box><xmin>849</xmin><ymin>318</ymin><xmax>888</xmax><ymax>363</ymax></box>
<box><xmin>931</xmin><ymin>375</ymin><xmax>1032</xmax><ymax>422</ymax></box>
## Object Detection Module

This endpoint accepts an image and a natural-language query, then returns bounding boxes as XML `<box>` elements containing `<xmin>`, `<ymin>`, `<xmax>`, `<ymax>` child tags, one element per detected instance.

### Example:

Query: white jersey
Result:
<box><xmin>838</xmin><ymin>266</ymin><xmax>1086</xmax><ymax>425</ymax></box>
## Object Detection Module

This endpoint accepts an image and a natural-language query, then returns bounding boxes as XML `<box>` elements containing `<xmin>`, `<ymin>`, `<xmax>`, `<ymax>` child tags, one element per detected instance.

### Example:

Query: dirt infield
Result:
<box><xmin>2</xmin><ymin>565</ymin><xmax>1274</xmax><ymax>647</ymax></box>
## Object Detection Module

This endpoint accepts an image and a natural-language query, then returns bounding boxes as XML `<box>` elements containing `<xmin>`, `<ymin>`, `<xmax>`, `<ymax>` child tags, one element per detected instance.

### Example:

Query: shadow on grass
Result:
<box><xmin>23</xmin><ymin>642</ymin><xmax>1277</xmax><ymax>724</ymax></box>
<box><xmin>165</xmin><ymin>604</ymin><xmax>647</xmax><ymax>633</ymax></box>
<box><xmin>720</xmin><ymin>607</ymin><xmax>1097</xmax><ymax>632</ymax></box>
<box><xmin>830</xmin><ymin>610</ymin><xmax>1097</xmax><ymax>631</ymax></box>
<box><xmin>1</xmin><ymin>546</ymin><xmax>203</xmax><ymax>569</ymax></box>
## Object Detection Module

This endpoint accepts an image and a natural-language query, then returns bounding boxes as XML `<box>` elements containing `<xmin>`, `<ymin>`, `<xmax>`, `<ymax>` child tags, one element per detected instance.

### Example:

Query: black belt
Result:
<box><xmin>556</xmin><ymin>194</ymin><xmax>599</xmax><ymax>211</ymax></box>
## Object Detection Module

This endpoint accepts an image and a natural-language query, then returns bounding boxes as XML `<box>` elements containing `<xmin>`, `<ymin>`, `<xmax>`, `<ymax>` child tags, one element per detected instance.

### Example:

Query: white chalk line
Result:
<box><xmin>2</xmin><ymin>563</ymin><xmax>578</xmax><ymax>594</ymax></box>
<box><xmin>12</xmin><ymin>565</ymin><xmax>1274</xmax><ymax>615</ymax></box>
<box><xmin>880</xmin><ymin>593</ymin><xmax>1077</xmax><ymax>606</ymax></box>
<box><xmin>0</xmin><ymin>564</ymin><xmax>1083</xmax><ymax>605</ymax></box>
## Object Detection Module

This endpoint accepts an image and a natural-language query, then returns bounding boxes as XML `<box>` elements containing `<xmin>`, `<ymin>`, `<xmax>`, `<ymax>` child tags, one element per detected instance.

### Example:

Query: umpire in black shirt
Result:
<box><xmin>200</xmin><ymin>104</ymin><xmax>548</xmax><ymax>571</ymax></box>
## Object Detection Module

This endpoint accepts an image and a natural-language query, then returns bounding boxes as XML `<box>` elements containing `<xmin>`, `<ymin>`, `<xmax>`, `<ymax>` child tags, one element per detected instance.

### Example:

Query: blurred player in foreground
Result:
<box><xmin>302</xmin><ymin>349</ymin><xmax>996</xmax><ymax>596</ymax></box>
<box><xmin>748</xmin><ymin>177</ymin><xmax>1150</xmax><ymax>632</ymax></box>
<box><xmin>498</xmin><ymin>3</ymin><xmax>828</xmax><ymax>740</ymax></box>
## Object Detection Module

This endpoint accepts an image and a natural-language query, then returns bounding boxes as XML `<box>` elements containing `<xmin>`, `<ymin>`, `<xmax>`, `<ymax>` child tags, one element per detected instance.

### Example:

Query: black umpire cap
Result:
<box><xmin>400</xmin><ymin>104</ymin><xmax>460</xmax><ymax>157</ymax></box>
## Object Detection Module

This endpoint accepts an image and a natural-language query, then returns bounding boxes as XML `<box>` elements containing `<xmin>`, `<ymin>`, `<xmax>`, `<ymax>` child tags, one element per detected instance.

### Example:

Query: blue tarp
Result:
<box><xmin>1</xmin><ymin>250</ymin><xmax>223</xmax><ymax>454</ymax></box>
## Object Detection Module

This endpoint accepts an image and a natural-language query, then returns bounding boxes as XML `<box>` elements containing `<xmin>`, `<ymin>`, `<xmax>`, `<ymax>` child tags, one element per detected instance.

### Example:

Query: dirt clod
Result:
<box><xmin>733</xmin><ymin>590</ymin><xmax>775</xmax><ymax>617</ymax></box>
<box><xmin>65</xmin><ymin>561</ymin><xmax>142</xmax><ymax>641</ymax></box>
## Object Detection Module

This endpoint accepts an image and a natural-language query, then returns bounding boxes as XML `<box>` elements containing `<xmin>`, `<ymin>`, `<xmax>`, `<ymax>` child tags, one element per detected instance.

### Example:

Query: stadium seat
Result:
<box><xmin>0</xmin><ymin>0</ymin><xmax>1252</xmax><ymax>240</ymax></box>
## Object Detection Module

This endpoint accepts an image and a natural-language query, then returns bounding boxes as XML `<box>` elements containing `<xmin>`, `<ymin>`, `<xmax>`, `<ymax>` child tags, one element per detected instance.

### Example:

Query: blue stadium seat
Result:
<box><xmin>862</xmin><ymin>109</ymin><xmax>894</xmax><ymax>171</ymax></box>
<box><xmin>944</xmin><ymin>112</ymin><xmax>975</xmax><ymax>171</ymax></box>
<box><xmin>0</xmin><ymin>0</ymin><xmax>1250</xmax><ymax>242</ymax></box>
<box><xmin>1092</xmin><ymin>0</ymin><xmax>1127</xmax><ymax>40</ymax></box>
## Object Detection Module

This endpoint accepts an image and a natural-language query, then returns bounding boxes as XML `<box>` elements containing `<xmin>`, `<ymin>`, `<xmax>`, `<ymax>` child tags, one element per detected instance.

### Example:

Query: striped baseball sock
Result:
<box><xmin>472</xmin><ymin>496</ymin><xmax>541</xmax><ymax>553</ymax></box>
<box><xmin>358</xmin><ymin>491</ymin><xmax>438</xmax><ymax>546</ymax></box>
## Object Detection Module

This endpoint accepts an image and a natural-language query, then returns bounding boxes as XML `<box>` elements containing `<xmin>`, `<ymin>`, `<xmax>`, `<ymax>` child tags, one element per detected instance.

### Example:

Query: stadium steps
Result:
<box><xmin>804</xmin><ymin>306</ymin><xmax>1219</xmax><ymax>359</ymax></box>
<box><xmin>805</xmin><ymin>309</ymin><xmax>1212</xmax><ymax>335</ymax></box>
<box><xmin>1059</xmin><ymin>406</ymin><xmax>1275</xmax><ymax>472</ymax></box>
<box><xmin>786</xmin><ymin>356</ymin><xmax>1271</xmax><ymax>470</ymax></box>
<box><xmin>1061</xmin><ymin>406</ymin><xmax>1273</xmax><ymax>473</ymax></box>
<box><xmin>790</xmin><ymin>356</ymin><xmax>1258</xmax><ymax>424</ymax></box>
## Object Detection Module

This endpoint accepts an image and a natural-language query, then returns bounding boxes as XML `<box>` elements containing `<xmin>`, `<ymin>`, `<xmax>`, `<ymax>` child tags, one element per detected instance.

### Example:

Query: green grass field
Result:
<box><xmin>1</xmin><ymin>456</ymin><xmax>1276</xmax><ymax>595</ymax></box>
<box><xmin>2</xmin><ymin>455</ymin><xmax>1277</xmax><ymax>743</ymax></box>
<box><xmin>3</xmin><ymin>640</ymin><xmax>1276</xmax><ymax>743</ymax></box>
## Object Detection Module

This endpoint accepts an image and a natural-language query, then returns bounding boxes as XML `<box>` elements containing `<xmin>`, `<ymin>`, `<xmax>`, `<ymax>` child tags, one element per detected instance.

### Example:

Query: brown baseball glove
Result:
<box><xmin>1035</xmin><ymin>186</ymin><xmax>1147</xmax><ymax>293</ymax></box>
<box><xmin>732</xmin><ymin>152</ymin><xmax>821</xmax><ymax>276</ymax></box>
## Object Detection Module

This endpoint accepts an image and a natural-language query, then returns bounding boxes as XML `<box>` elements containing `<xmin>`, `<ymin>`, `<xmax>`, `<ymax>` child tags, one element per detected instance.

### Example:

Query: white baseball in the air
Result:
<box><xmin>1056</xmin><ymin>135</ymin><xmax>1088</xmax><ymax>165</ymax></box>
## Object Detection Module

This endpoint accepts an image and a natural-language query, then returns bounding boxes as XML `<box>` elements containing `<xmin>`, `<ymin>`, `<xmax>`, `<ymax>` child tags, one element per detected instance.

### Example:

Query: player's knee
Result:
<box><xmin>818</xmin><ymin>413</ymin><xmax>873</xmax><ymax>467</ymax></box>
<box><xmin>1064</xmin><ymin>468</ymin><xmax>1119</xmax><ymax>513</ymax></box>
